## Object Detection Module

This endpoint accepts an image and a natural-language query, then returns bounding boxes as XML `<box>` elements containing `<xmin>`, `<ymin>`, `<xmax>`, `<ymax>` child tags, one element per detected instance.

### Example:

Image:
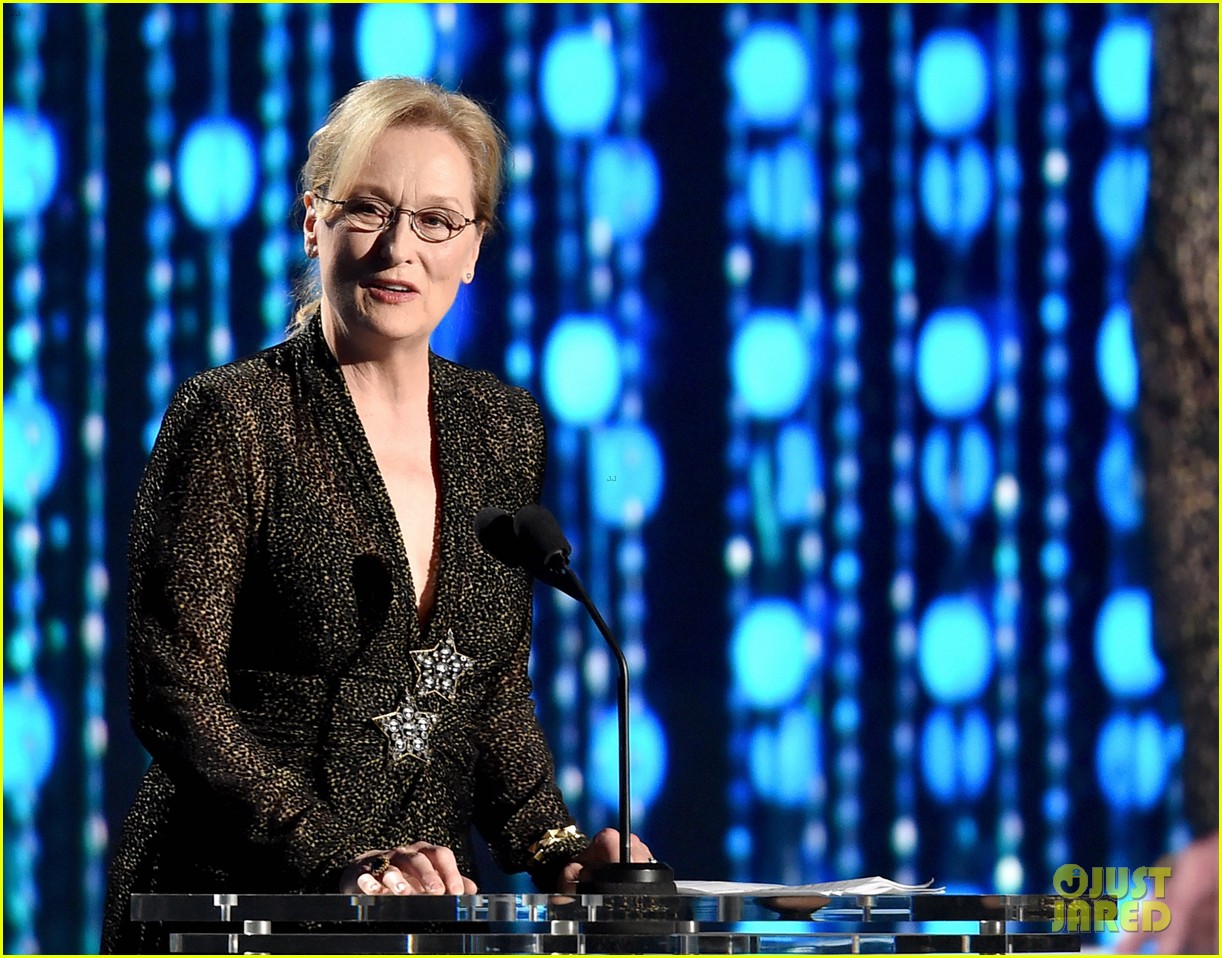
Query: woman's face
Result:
<box><xmin>305</xmin><ymin>124</ymin><xmax>483</xmax><ymax>351</ymax></box>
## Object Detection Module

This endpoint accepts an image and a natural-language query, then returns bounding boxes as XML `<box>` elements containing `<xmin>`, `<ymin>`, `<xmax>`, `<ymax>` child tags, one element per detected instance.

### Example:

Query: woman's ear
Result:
<box><xmin>303</xmin><ymin>192</ymin><xmax>319</xmax><ymax>258</ymax></box>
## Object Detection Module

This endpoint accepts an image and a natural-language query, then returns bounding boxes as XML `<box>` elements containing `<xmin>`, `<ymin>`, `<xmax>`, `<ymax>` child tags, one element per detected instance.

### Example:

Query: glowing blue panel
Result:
<box><xmin>585</xmin><ymin>139</ymin><xmax>660</xmax><ymax>240</ymax></box>
<box><xmin>590</xmin><ymin>702</ymin><xmax>667</xmax><ymax>809</ymax></box>
<box><xmin>918</xmin><ymin>595</ymin><xmax>993</xmax><ymax>704</ymax></box>
<box><xmin>748</xmin><ymin>138</ymin><xmax>820</xmax><ymax>241</ymax></box>
<box><xmin>730</xmin><ymin>311</ymin><xmax>812</xmax><ymax>419</ymax></box>
<box><xmin>731</xmin><ymin>599</ymin><xmax>812</xmax><ymax>709</ymax></box>
<box><xmin>1096</xmin><ymin>425</ymin><xmax>1143</xmax><ymax>532</ymax></box>
<box><xmin>749</xmin><ymin>725</ymin><xmax>776</xmax><ymax>801</ymax></box>
<box><xmin>3</xmin><ymin>392</ymin><xmax>63</xmax><ymax>515</ymax></box>
<box><xmin>920</xmin><ymin>420</ymin><xmax>994</xmax><ymax>530</ymax></box>
<box><xmin>1094</xmin><ymin>588</ymin><xmax>1163</xmax><ymax>698</ymax></box>
<box><xmin>915</xmin><ymin>30</ymin><xmax>990</xmax><ymax>136</ymax></box>
<box><xmin>540</xmin><ymin>28</ymin><xmax>618</xmax><ymax>136</ymax></box>
<box><xmin>729</xmin><ymin>24</ymin><xmax>810</xmax><ymax>128</ymax></box>
<box><xmin>176</xmin><ymin>117</ymin><xmax>258</xmax><ymax>229</ymax></box>
<box><xmin>1096</xmin><ymin>304</ymin><xmax>1139</xmax><ymax>411</ymax></box>
<box><xmin>916</xmin><ymin>308</ymin><xmax>992</xmax><ymax>418</ymax></box>
<box><xmin>589</xmin><ymin>424</ymin><xmax>664</xmax><ymax>526</ymax></box>
<box><xmin>1093</xmin><ymin>147</ymin><xmax>1149</xmax><ymax>253</ymax></box>
<box><xmin>1092</xmin><ymin>19</ymin><xmax>1152</xmax><ymax>127</ymax></box>
<box><xmin>355</xmin><ymin>3</ymin><xmax>436</xmax><ymax>80</ymax></box>
<box><xmin>918</xmin><ymin>139</ymin><xmax>993</xmax><ymax>241</ymax></box>
<box><xmin>2</xmin><ymin>109</ymin><xmax>60</xmax><ymax>218</ymax></box>
<box><xmin>431</xmin><ymin>282</ymin><xmax>471</xmax><ymax>360</ymax></box>
<box><xmin>920</xmin><ymin>708</ymin><xmax>957</xmax><ymax>802</ymax></box>
<box><xmin>958</xmin><ymin>707</ymin><xmax>992</xmax><ymax>800</ymax></box>
<box><xmin>776</xmin><ymin>423</ymin><xmax>821</xmax><ymax>524</ymax></box>
<box><xmin>2</xmin><ymin>680</ymin><xmax>57</xmax><ymax>794</ymax></box>
<box><xmin>541</xmin><ymin>315</ymin><xmax>621</xmax><ymax>425</ymax></box>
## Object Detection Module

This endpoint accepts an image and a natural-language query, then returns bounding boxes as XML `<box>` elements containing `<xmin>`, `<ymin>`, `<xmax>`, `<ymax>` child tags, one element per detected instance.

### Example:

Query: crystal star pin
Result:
<box><xmin>411</xmin><ymin>628</ymin><xmax>474</xmax><ymax>702</ymax></box>
<box><xmin>372</xmin><ymin>694</ymin><xmax>439</xmax><ymax>764</ymax></box>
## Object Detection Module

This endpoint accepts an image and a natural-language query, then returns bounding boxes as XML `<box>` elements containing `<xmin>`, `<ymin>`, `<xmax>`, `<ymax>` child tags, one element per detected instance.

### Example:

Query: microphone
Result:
<box><xmin>475</xmin><ymin>504</ymin><xmax>676</xmax><ymax>895</ymax></box>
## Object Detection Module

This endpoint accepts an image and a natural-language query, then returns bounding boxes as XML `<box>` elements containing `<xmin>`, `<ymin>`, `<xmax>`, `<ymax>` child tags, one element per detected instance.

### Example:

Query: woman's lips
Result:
<box><xmin>365</xmin><ymin>280</ymin><xmax>419</xmax><ymax>304</ymax></box>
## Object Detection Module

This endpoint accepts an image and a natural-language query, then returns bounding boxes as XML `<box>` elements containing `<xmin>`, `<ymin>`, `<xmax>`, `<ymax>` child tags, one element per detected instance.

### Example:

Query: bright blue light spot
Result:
<box><xmin>1096</xmin><ymin>711</ymin><xmax>1170</xmax><ymax>809</ymax></box>
<box><xmin>776</xmin><ymin>424</ymin><xmax>822</xmax><ymax>524</ymax></box>
<box><xmin>920</xmin><ymin>421</ymin><xmax>994</xmax><ymax>530</ymax></box>
<box><xmin>731</xmin><ymin>599</ymin><xmax>812</xmax><ymax>709</ymax></box>
<box><xmin>731</xmin><ymin>311</ymin><xmax>812</xmax><ymax>419</ymax></box>
<box><xmin>1093</xmin><ymin>19</ymin><xmax>1152</xmax><ymax>126</ymax></box>
<box><xmin>918</xmin><ymin>595</ymin><xmax>993</xmax><ymax>704</ymax></box>
<box><xmin>585</xmin><ymin>139</ymin><xmax>661</xmax><ymax>240</ymax></box>
<box><xmin>1096</xmin><ymin>304</ymin><xmax>1140</xmax><ymax>411</ymax></box>
<box><xmin>729</xmin><ymin>24</ymin><xmax>811</xmax><ymax>128</ymax></box>
<box><xmin>590</xmin><ymin>703</ymin><xmax>667</xmax><ymax>809</ymax></box>
<box><xmin>915</xmin><ymin>30</ymin><xmax>990</xmax><ymax>136</ymax></box>
<box><xmin>2</xmin><ymin>109</ymin><xmax>60</xmax><ymax>218</ymax></box>
<box><xmin>541</xmin><ymin>316</ymin><xmax>621</xmax><ymax>425</ymax></box>
<box><xmin>921</xmin><ymin>709</ymin><xmax>957</xmax><ymax>802</ymax></box>
<box><xmin>589</xmin><ymin>424</ymin><xmax>664</xmax><ymax>526</ymax></box>
<box><xmin>774</xmin><ymin>707</ymin><xmax>821</xmax><ymax>806</ymax></box>
<box><xmin>916</xmin><ymin>308</ymin><xmax>992</xmax><ymax>417</ymax></box>
<box><xmin>748</xmin><ymin>138</ymin><xmax>820</xmax><ymax>241</ymax></box>
<box><xmin>958</xmin><ymin>708</ymin><xmax>992</xmax><ymax>799</ymax></box>
<box><xmin>1094</xmin><ymin>588</ymin><xmax>1163</xmax><ymax>698</ymax></box>
<box><xmin>1097</xmin><ymin>425</ymin><xmax>1144</xmax><ymax>532</ymax></box>
<box><xmin>1093</xmin><ymin>147</ymin><xmax>1149</xmax><ymax>253</ymax></box>
<box><xmin>355</xmin><ymin>3</ymin><xmax>436</xmax><ymax>80</ymax></box>
<box><xmin>919</xmin><ymin>140</ymin><xmax>993</xmax><ymax>241</ymax></box>
<box><xmin>176</xmin><ymin>117</ymin><xmax>258</xmax><ymax>229</ymax></box>
<box><xmin>2</xmin><ymin>680</ymin><xmax>58</xmax><ymax>795</ymax></box>
<box><xmin>540</xmin><ymin>28</ymin><xmax>618</xmax><ymax>136</ymax></box>
<box><xmin>832</xmin><ymin>551</ymin><xmax>860</xmax><ymax>590</ymax></box>
<box><xmin>3</xmin><ymin>392</ymin><xmax>63</xmax><ymax>515</ymax></box>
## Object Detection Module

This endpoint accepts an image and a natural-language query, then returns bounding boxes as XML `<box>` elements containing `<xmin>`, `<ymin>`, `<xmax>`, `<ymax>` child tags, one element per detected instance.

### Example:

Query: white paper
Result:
<box><xmin>675</xmin><ymin>877</ymin><xmax>945</xmax><ymax>897</ymax></box>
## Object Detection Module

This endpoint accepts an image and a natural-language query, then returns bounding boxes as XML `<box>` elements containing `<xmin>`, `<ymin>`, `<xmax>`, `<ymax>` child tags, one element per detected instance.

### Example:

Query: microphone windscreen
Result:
<box><xmin>474</xmin><ymin>506</ymin><xmax>522</xmax><ymax>567</ymax></box>
<box><xmin>513</xmin><ymin>503</ymin><xmax>572</xmax><ymax>574</ymax></box>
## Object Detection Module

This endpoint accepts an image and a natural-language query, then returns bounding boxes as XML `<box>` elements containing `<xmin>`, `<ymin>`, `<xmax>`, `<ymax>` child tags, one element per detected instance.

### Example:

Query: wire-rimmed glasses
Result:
<box><xmin>313</xmin><ymin>192</ymin><xmax>478</xmax><ymax>243</ymax></box>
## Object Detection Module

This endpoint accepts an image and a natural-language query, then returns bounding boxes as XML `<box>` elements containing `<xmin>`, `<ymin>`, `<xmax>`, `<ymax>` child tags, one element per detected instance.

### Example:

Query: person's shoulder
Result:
<box><xmin>170</xmin><ymin>337</ymin><xmax>299</xmax><ymax>413</ymax></box>
<box><xmin>432</xmin><ymin>353</ymin><xmax>542</xmax><ymax>425</ymax></box>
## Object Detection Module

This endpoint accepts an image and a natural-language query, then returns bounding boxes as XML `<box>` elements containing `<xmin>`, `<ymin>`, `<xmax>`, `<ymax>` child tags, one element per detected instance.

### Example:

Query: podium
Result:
<box><xmin>132</xmin><ymin>891</ymin><xmax>1083</xmax><ymax>953</ymax></box>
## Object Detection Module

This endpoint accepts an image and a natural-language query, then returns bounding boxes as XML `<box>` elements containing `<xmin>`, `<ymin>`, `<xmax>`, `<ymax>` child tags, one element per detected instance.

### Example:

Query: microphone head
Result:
<box><xmin>513</xmin><ymin>503</ymin><xmax>572</xmax><ymax>576</ymax></box>
<box><xmin>474</xmin><ymin>506</ymin><xmax>522</xmax><ymax>568</ymax></box>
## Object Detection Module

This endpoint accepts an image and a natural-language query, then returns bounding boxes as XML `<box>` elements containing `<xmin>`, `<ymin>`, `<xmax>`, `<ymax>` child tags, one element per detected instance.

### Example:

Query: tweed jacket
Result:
<box><xmin>101</xmin><ymin>315</ymin><xmax>577</xmax><ymax>951</ymax></box>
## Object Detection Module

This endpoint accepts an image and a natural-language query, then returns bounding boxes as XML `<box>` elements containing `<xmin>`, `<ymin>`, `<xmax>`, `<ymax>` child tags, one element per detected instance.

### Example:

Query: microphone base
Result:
<box><xmin>577</xmin><ymin>861</ymin><xmax>678</xmax><ymax>896</ymax></box>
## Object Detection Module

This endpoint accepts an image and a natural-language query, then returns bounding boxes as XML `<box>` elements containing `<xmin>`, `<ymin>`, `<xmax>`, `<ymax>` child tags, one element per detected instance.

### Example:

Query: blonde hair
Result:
<box><xmin>291</xmin><ymin>76</ymin><xmax>505</xmax><ymax>333</ymax></box>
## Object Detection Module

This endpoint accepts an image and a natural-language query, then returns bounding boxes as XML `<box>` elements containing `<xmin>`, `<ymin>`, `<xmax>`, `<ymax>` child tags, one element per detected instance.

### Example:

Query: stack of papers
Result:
<box><xmin>675</xmin><ymin>877</ymin><xmax>944</xmax><ymax>896</ymax></box>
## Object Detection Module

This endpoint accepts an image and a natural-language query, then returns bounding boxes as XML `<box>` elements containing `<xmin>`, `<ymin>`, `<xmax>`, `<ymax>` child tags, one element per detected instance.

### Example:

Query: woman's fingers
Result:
<box><xmin>343</xmin><ymin>845</ymin><xmax>476</xmax><ymax>896</ymax></box>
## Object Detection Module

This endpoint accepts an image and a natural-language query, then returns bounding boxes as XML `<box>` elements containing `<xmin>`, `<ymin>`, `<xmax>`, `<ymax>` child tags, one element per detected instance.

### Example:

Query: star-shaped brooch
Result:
<box><xmin>372</xmin><ymin>695</ymin><xmax>440</xmax><ymax>764</ymax></box>
<box><xmin>410</xmin><ymin>629</ymin><xmax>475</xmax><ymax>702</ymax></box>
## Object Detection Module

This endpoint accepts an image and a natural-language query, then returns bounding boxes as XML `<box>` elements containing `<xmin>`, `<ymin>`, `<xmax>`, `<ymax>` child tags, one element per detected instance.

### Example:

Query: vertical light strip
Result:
<box><xmin>6</xmin><ymin>7</ymin><xmax>48</xmax><ymax>952</ymax></box>
<box><xmin>721</xmin><ymin>2</ymin><xmax>756</xmax><ymax>882</ymax></box>
<box><xmin>258</xmin><ymin>3</ymin><xmax>293</xmax><ymax>345</ymax></box>
<box><xmin>205</xmin><ymin>4</ymin><xmax>233</xmax><ymax>365</ymax></box>
<box><xmin>142</xmin><ymin>3</ymin><xmax>176</xmax><ymax>453</ymax></box>
<box><xmin>991</xmin><ymin>3</ymin><xmax>1026</xmax><ymax>895</ymax></box>
<box><xmin>828</xmin><ymin>5</ymin><xmax>863</xmax><ymax>878</ymax></box>
<box><xmin>887</xmin><ymin>3</ymin><xmax>920</xmax><ymax>887</ymax></box>
<box><xmin>502</xmin><ymin>4</ymin><xmax>537</xmax><ymax>390</ymax></box>
<box><xmin>1038</xmin><ymin>3</ymin><xmax>1074</xmax><ymax>878</ymax></box>
<box><xmin>434</xmin><ymin>4</ymin><xmax>459</xmax><ymax>86</ymax></box>
<box><xmin>306</xmin><ymin>6</ymin><xmax>333</xmax><ymax>129</ymax></box>
<box><xmin>80</xmin><ymin>4</ymin><xmax>110</xmax><ymax>944</ymax></box>
<box><xmin>795</xmin><ymin>2</ymin><xmax>828</xmax><ymax>883</ymax></box>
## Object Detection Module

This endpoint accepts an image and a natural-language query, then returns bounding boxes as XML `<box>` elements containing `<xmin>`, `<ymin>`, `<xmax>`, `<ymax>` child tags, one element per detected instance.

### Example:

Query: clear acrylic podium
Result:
<box><xmin>131</xmin><ymin>891</ymin><xmax>1082</xmax><ymax>953</ymax></box>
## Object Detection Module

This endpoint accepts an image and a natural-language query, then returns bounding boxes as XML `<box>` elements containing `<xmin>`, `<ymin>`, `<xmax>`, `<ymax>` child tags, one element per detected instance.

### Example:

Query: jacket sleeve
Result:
<box><xmin>469</xmin><ymin>387</ymin><xmax>588</xmax><ymax>880</ymax></box>
<box><xmin>126</xmin><ymin>376</ymin><xmax>361</xmax><ymax>886</ymax></box>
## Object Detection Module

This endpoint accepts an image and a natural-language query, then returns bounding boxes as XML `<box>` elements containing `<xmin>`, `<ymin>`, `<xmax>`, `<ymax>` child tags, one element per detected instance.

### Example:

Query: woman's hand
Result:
<box><xmin>557</xmin><ymin>827</ymin><xmax>655</xmax><ymax>893</ymax></box>
<box><xmin>340</xmin><ymin>843</ymin><xmax>478</xmax><ymax>895</ymax></box>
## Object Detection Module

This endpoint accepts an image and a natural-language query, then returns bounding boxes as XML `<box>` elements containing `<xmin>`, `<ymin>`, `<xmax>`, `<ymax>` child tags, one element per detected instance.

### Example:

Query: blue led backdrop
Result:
<box><xmin>3</xmin><ymin>4</ymin><xmax>1186</xmax><ymax>953</ymax></box>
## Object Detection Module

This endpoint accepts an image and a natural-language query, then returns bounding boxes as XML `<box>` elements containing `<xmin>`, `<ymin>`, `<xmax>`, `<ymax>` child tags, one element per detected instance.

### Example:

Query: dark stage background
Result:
<box><xmin>2</xmin><ymin>3</ymin><xmax>1205</xmax><ymax>953</ymax></box>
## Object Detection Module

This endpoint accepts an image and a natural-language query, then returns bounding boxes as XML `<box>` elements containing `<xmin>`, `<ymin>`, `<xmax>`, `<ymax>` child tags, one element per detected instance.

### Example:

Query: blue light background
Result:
<box><xmin>1</xmin><ymin>5</ymin><xmax>1181</xmax><ymax>953</ymax></box>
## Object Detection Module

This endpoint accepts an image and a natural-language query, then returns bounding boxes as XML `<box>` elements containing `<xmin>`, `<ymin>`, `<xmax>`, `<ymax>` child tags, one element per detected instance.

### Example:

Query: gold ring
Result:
<box><xmin>368</xmin><ymin>855</ymin><xmax>393</xmax><ymax>879</ymax></box>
